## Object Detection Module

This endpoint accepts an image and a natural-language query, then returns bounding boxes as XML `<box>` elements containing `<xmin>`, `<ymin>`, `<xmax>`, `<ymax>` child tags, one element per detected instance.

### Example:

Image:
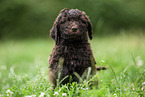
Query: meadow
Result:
<box><xmin>0</xmin><ymin>33</ymin><xmax>145</xmax><ymax>97</ymax></box>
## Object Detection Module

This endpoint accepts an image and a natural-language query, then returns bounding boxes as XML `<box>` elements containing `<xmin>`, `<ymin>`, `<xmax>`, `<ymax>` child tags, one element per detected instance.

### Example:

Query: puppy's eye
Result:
<box><xmin>81</xmin><ymin>20</ymin><xmax>87</xmax><ymax>24</ymax></box>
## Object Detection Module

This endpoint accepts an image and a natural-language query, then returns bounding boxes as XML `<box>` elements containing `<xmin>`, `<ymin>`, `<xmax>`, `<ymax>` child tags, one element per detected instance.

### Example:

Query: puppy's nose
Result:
<box><xmin>71</xmin><ymin>26</ymin><xmax>78</xmax><ymax>32</ymax></box>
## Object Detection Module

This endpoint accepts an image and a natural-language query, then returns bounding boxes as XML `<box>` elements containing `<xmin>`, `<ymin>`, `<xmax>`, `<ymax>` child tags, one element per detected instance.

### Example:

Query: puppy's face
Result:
<box><xmin>59</xmin><ymin>10</ymin><xmax>88</xmax><ymax>40</ymax></box>
<box><xmin>50</xmin><ymin>8</ymin><xmax>93</xmax><ymax>45</ymax></box>
<box><xmin>60</xmin><ymin>20</ymin><xmax>87</xmax><ymax>39</ymax></box>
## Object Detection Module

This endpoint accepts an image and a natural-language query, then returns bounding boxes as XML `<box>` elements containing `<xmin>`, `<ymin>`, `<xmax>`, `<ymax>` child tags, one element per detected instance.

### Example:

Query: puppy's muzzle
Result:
<box><xmin>71</xmin><ymin>26</ymin><xmax>78</xmax><ymax>32</ymax></box>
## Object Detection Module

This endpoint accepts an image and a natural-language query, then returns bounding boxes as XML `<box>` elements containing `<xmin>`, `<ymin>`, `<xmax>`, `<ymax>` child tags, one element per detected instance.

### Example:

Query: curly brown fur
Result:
<box><xmin>49</xmin><ymin>8</ymin><xmax>97</xmax><ymax>86</ymax></box>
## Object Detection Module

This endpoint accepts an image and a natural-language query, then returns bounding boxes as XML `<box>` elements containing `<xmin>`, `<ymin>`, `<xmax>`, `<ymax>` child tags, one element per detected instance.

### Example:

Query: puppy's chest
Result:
<box><xmin>64</xmin><ymin>46</ymin><xmax>87</xmax><ymax>58</ymax></box>
<box><xmin>62</xmin><ymin>46</ymin><xmax>91</xmax><ymax>67</ymax></box>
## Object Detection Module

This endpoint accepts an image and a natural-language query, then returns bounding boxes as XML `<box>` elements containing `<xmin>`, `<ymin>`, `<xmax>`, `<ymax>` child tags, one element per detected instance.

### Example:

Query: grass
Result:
<box><xmin>0</xmin><ymin>34</ymin><xmax>145</xmax><ymax>97</ymax></box>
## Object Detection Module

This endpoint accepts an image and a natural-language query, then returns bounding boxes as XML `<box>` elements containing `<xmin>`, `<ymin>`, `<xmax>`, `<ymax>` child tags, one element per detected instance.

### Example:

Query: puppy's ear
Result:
<box><xmin>87</xmin><ymin>19</ymin><xmax>93</xmax><ymax>40</ymax></box>
<box><xmin>50</xmin><ymin>8</ymin><xmax>69</xmax><ymax>45</ymax></box>
<box><xmin>82</xmin><ymin>12</ymin><xmax>93</xmax><ymax>40</ymax></box>
<box><xmin>50</xmin><ymin>13</ymin><xmax>61</xmax><ymax>45</ymax></box>
<box><xmin>54</xmin><ymin>23</ymin><xmax>60</xmax><ymax>45</ymax></box>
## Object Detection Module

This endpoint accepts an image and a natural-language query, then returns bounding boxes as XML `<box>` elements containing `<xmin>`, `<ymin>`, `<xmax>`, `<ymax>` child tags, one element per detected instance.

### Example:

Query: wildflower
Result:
<box><xmin>39</xmin><ymin>92</ymin><xmax>45</xmax><ymax>97</ymax></box>
<box><xmin>62</xmin><ymin>93</ymin><xmax>67</xmax><ymax>97</ymax></box>
<box><xmin>142</xmin><ymin>82</ymin><xmax>145</xmax><ymax>85</ymax></box>
<box><xmin>53</xmin><ymin>92</ymin><xmax>59</xmax><ymax>96</ymax></box>
<box><xmin>86</xmin><ymin>88</ymin><xmax>89</xmax><ymax>90</ymax></box>
<box><xmin>101</xmin><ymin>60</ymin><xmax>105</xmax><ymax>63</ymax></box>
<box><xmin>141</xmin><ymin>82</ymin><xmax>145</xmax><ymax>91</ymax></box>
<box><xmin>6</xmin><ymin>89</ymin><xmax>13</xmax><ymax>97</ymax></box>
<box><xmin>141</xmin><ymin>87</ymin><xmax>144</xmax><ymax>91</ymax></box>
<box><xmin>113</xmin><ymin>93</ymin><xmax>117</xmax><ymax>97</ymax></box>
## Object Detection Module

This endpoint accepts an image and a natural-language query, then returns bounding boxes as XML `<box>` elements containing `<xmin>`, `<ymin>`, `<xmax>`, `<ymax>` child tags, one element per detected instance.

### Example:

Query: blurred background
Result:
<box><xmin>0</xmin><ymin>0</ymin><xmax>145</xmax><ymax>39</ymax></box>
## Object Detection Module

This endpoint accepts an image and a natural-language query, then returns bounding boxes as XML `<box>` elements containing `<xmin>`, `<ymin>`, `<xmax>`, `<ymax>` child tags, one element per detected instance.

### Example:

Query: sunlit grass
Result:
<box><xmin>0</xmin><ymin>34</ymin><xmax>145</xmax><ymax>96</ymax></box>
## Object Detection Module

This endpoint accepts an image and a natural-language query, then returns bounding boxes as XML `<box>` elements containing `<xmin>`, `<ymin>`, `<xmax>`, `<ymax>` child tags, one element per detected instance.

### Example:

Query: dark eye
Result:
<box><xmin>79</xmin><ymin>15</ymin><xmax>87</xmax><ymax>24</ymax></box>
<box><xmin>81</xmin><ymin>19</ymin><xmax>87</xmax><ymax>24</ymax></box>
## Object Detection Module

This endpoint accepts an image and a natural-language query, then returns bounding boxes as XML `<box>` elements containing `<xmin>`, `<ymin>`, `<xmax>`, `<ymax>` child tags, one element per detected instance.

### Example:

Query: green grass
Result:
<box><xmin>0</xmin><ymin>34</ymin><xmax>145</xmax><ymax>97</ymax></box>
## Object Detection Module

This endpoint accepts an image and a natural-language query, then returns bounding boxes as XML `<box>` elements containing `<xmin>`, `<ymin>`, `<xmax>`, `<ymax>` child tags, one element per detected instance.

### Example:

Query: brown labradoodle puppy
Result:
<box><xmin>48</xmin><ymin>8</ymin><xmax>105</xmax><ymax>86</ymax></box>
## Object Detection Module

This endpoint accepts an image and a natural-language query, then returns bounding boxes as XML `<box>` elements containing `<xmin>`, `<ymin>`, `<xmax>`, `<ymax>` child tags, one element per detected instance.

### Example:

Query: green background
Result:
<box><xmin>0</xmin><ymin>0</ymin><xmax>145</xmax><ymax>39</ymax></box>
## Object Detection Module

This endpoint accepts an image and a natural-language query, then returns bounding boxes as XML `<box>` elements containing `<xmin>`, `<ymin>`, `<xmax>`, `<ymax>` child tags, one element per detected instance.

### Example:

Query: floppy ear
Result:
<box><xmin>50</xmin><ymin>12</ymin><xmax>63</xmax><ymax>45</ymax></box>
<box><xmin>83</xmin><ymin>13</ymin><xmax>93</xmax><ymax>40</ymax></box>
<box><xmin>50</xmin><ymin>8</ymin><xmax>69</xmax><ymax>45</ymax></box>
<box><xmin>87</xmin><ymin>20</ymin><xmax>93</xmax><ymax>40</ymax></box>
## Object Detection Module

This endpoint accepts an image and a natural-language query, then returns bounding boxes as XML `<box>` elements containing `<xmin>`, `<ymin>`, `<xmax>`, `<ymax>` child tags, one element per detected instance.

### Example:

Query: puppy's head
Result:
<box><xmin>50</xmin><ymin>8</ymin><xmax>93</xmax><ymax>45</ymax></box>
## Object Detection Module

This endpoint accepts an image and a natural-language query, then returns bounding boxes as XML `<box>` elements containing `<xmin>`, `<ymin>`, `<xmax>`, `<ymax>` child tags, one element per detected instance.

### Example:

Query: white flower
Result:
<box><xmin>86</xmin><ymin>88</ymin><xmax>89</xmax><ymax>90</ymax></box>
<box><xmin>113</xmin><ymin>93</ymin><xmax>117</xmax><ymax>97</ymax></box>
<box><xmin>6</xmin><ymin>89</ymin><xmax>13</xmax><ymax>97</ymax></box>
<box><xmin>142</xmin><ymin>82</ymin><xmax>145</xmax><ymax>85</ymax></box>
<box><xmin>62</xmin><ymin>93</ymin><xmax>67</xmax><ymax>97</ymax></box>
<box><xmin>39</xmin><ymin>92</ymin><xmax>45</xmax><ymax>97</ymax></box>
<box><xmin>53</xmin><ymin>92</ymin><xmax>59</xmax><ymax>96</ymax></box>
<box><xmin>6</xmin><ymin>90</ymin><xmax>10</xmax><ymax>93</ymax></box>
<box><xmin>6</xmin><ymin>89</ymin><xmax>13</xmax><ymax>94</ymax></box>
<box><xmin>141</xmin><ymin>87</ymin><xmax>144</xmax><ymax>91</ymax></box>
<box><xmin>101</xmin><ymin>60</ymin><xmax>105</xmax><ymax>63</ymax></box>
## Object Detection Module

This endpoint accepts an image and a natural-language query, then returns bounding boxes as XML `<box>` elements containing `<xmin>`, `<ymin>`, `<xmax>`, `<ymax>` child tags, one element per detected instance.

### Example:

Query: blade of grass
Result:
<box><xmin>131</xmin><ymin>53</ymin><xmax>136</xmax><ymax>66</ymax></box>
<box><xmin>73</xmin><ymin>72</ymin><xmax>83</xmax><ymax>83</ymax></box>
<box><xmin>86</xmin><ymin>67</ymin><xmax>92</xmax><ymax>81</ymax></box>
<box><xmin>108</xmin><ymin>64</ymin><xmax>118</xmax><ymax>85</ymax></box>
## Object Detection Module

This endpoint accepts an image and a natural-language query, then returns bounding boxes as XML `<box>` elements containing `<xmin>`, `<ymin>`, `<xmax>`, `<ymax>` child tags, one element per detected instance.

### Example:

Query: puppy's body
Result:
<box><xmin>49</xmin><ymin>8</ymin><xmax>96</xmax><ymax>86</ymax></box>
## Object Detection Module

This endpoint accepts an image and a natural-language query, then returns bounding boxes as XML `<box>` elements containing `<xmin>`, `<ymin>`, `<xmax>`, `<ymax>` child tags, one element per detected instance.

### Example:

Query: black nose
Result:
<box><xmin>71</xmin><ymin>26</ymin><xmax>78</xmax><ymax>32</ymax></box>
